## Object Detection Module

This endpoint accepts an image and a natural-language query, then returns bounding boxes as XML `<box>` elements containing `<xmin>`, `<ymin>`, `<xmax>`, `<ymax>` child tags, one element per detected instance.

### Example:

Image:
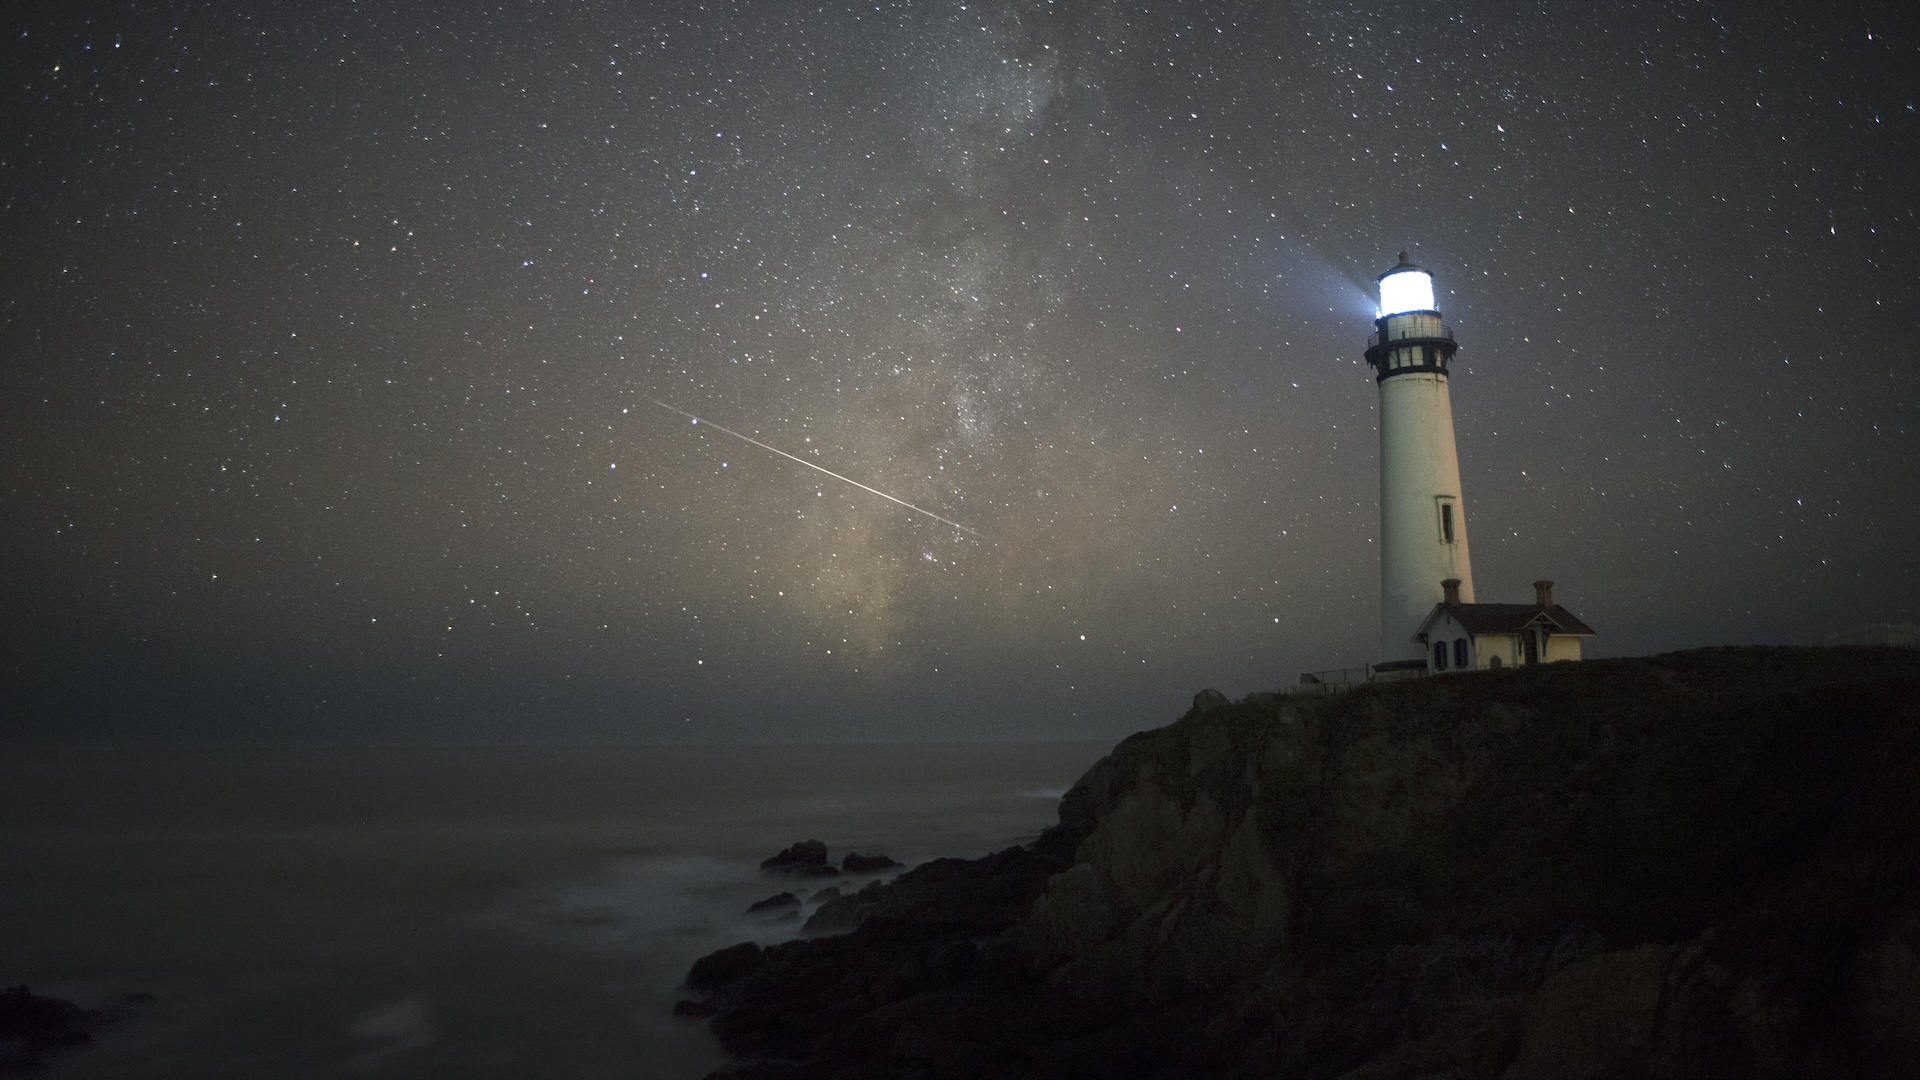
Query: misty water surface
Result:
<box><xmin>0</xmin><ymin>742</ymin><xmax>1107</xmax><ymax>1078</ymax></box>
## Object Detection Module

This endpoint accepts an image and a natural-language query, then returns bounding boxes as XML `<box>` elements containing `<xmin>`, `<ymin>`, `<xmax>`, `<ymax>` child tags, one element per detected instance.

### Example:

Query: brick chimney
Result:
<box><xmin>1533</xmin><ymin>579</ymin><xmax>1554</xmax><ymax>607</ymax></box>
<box><xmin>1441</xmin><ymin>578</ymin><xmax>1462</xmax><ymax>606</ymax></box>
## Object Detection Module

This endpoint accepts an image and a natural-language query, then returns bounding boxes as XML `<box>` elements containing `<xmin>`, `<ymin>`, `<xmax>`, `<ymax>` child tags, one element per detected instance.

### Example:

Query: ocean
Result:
<box><xmin>0</xmin><ymin>741</ymin><xmax>1111</xmax><ymax>1078</ymax></box>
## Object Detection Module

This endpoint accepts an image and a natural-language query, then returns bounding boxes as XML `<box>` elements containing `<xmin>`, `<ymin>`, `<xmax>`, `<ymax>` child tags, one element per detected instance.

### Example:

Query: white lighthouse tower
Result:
<box><xmin>1366</xmin><ymin>253</ymin><xmax>1474</xmax><ymax>662</ymax></box>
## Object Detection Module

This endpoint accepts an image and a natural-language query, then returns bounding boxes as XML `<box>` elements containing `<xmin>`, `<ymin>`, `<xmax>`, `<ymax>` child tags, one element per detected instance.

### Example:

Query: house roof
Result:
<box><xmin>1414</xmin><ymin>602</ymin><xmax>1597</xmax><ymax>642</ymax></box>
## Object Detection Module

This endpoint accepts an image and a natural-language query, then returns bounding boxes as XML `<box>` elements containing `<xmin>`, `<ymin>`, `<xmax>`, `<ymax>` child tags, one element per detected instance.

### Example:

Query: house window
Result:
<box><xmin>1433</xmin><ymin>641</ymin><xmax>1448</xmax><ymax>671</ymax></box>
<box><xmin>1454</xmin><ymin>639</ymin><xmax>1469</xmax><ymax>669</ymax></box>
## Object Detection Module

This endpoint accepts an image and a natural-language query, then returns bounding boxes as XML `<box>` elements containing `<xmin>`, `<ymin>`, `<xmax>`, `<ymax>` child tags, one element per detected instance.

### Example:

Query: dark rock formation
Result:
<box><xmin>761</xmin><ymin>840</ymin><xmax>842</xmax><ymax>878</ymax></box>
<box><xmin>747</xmin><ymin>892</ymin><xmax>802</xmax><ymax>914</ymax></box>
<box><xmin>689</xmin><ymin>943</ymin><xmax>771</xmax><ymax>995</ymax></box>
<box><xmin>682</xmin><ymin>647</ymin><xmax>1920</xmax><ymax>1079</ymax></box>
<box><xmin>0</xmin><ymin>985</ymin><xmax>146</xmax><ymax>1076</ymax></box>
<box><xmin>1189</xmin><ymin>688</ymin><xmax>1231</xmax><ymax>714</ymax></box>
<box><xmin>801</xmin><ymin>879</ymin><xmax>885</xmax><ymax>936</ymax></box>
<box><xmin>842</xmin><ymin>852</ymin><xmax>901</xmax><ymax>873</ymax></box>
<box><xmin>807</xmin><ymin>887</ymin><xmax>842</xmax><ymax>905</ymax></box>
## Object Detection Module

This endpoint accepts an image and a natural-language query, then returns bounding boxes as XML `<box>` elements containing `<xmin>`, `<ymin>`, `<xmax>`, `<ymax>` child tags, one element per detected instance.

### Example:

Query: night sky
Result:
<box><xmin>4</xmin><ymin>1</ymin><xmax>1914</xmax><ymax>744</ymax></box>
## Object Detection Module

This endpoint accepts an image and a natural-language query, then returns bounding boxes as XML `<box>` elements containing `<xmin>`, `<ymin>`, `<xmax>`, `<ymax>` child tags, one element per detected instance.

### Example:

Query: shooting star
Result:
<box><xmin>650</xmin><ymin>400</ymin><xmax>984</xmax><ymax>539</ymax></box>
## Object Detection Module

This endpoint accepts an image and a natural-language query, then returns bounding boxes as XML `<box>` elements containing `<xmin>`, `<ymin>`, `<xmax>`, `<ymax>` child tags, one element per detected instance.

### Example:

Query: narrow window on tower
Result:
<box><xmin>1438</xmin><ymin>499</ymin><xmax>1456</xmax><ymax>543</ymax></box>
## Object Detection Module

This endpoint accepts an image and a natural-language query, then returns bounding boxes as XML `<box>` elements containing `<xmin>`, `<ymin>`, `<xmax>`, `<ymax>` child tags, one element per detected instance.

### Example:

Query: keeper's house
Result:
<box><xmin>1412</xmin><ymin>578</ymin><xmax>1595</xmax><ymax>673</ymax></box>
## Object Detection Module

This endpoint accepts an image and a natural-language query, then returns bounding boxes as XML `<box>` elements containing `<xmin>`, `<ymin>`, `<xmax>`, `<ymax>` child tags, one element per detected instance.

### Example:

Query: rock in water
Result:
<box><xmin>681</xmin><ymin>646</ymin><xmax>1920</xmax><ymax>1079</ymax></box>
<box><xmin>760</xmin><ymin>839</ymin><xmax>841</xmax><ymax>877</ymax></box>
<box><xmin>685</xmin><ymin>942</ymin><xmax>765</xmax><ymax>995</ymax></box>
<box><xmin>745</xmin><ymin>892</ymin><xmax>800</xmax><ymax>914</ymax></box>
<box><xmin>0</xmin><ymin>985</ymin><xmax>105</xmax><ymax>1075</ymax></box>
<box><xmin>801</xmin><ymin>879</ymin><xmax>885</xmax><ymax>935</ymax></box>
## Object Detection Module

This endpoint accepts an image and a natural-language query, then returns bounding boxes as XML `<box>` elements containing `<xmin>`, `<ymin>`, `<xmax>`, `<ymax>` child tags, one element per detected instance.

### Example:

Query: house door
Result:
<box><xmin>1524</xmin><ymin>632</ymin><xmax>1538</xmax><ymax>665</ymax></box>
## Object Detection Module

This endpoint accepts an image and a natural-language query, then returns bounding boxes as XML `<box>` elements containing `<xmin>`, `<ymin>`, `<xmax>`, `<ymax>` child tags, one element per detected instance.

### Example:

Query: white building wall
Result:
<box><xmin>1472</xmin><ymin>633</ymin><xmax>1518</xmax><ymax>669</ymax></box>
<box><xmin>1543</xmin><ymin>635</ymin><xmax>1584</xmax><ymax>662</ymax></box>
<box><xmin>1422</xmin><ymin>611</ymin><xmax>1475</xmax><ymax>672</ymax></box>
<box><xmin>1378</xmin><ymin>368</ymin><xmax>1474</xmax><ymax>660</ymax></box>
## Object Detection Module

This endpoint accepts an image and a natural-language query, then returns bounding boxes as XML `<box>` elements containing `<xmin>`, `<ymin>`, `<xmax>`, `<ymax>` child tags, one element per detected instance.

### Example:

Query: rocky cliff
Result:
<box><xmin>683</xmin><ymin>647</ymin><xmax>1920</xmax><ymax>1079</ymax></box>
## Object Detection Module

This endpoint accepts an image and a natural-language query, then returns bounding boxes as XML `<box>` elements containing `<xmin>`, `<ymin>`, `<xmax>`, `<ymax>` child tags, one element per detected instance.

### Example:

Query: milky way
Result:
<box><xmin>3</xmin><ymin>1</ymin><xmax>1914</xmax><ymax>741</ymax></box>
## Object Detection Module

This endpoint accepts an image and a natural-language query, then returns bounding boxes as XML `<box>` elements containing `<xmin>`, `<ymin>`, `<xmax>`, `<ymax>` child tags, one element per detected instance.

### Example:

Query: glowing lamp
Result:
<box><xmin>1377</xmin><ymin>263</ymin><xmax>1435</xmax><ymax>316</ymax></box>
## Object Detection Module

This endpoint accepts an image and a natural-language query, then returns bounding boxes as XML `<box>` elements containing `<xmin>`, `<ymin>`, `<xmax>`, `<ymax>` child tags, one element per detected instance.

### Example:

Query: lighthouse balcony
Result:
<box><xmin>1368</xmin><ymin>322</ymin><xmax>1453</xmax><ymax>348</ymax></box>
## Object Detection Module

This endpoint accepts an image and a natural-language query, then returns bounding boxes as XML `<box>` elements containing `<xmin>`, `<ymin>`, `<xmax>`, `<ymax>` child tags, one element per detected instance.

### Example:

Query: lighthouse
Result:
<box><xmin>1366</xmin><ymin>253</ymin><xmax>1474</xmax><ymax>662</ymax></box>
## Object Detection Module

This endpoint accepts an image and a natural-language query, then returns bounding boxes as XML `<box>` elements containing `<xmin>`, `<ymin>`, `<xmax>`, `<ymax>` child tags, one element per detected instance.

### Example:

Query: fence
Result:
<box><xmin>1289</xmin><ymin>663</ymin><xmax>1429</xmax><ymax>697</ymax></box>
<box><xmin>1822</xmin><ymin>623</ymin><xmax>1920</xmax><ymax>648</ymax></box>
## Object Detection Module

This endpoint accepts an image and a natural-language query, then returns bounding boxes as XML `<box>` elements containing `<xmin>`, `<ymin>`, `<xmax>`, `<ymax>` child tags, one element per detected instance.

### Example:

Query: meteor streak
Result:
<box><xmin>651</xmin><ymin>400</ymin><xmax>983</xmax><ymax>538</ymax></box>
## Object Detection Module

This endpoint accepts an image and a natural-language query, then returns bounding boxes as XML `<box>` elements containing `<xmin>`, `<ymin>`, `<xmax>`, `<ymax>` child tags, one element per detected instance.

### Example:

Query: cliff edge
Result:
<box><xmin>684</xmin><ymin>647</ymin><xmax>1920</xmax><ymax>1079</ymax></box>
